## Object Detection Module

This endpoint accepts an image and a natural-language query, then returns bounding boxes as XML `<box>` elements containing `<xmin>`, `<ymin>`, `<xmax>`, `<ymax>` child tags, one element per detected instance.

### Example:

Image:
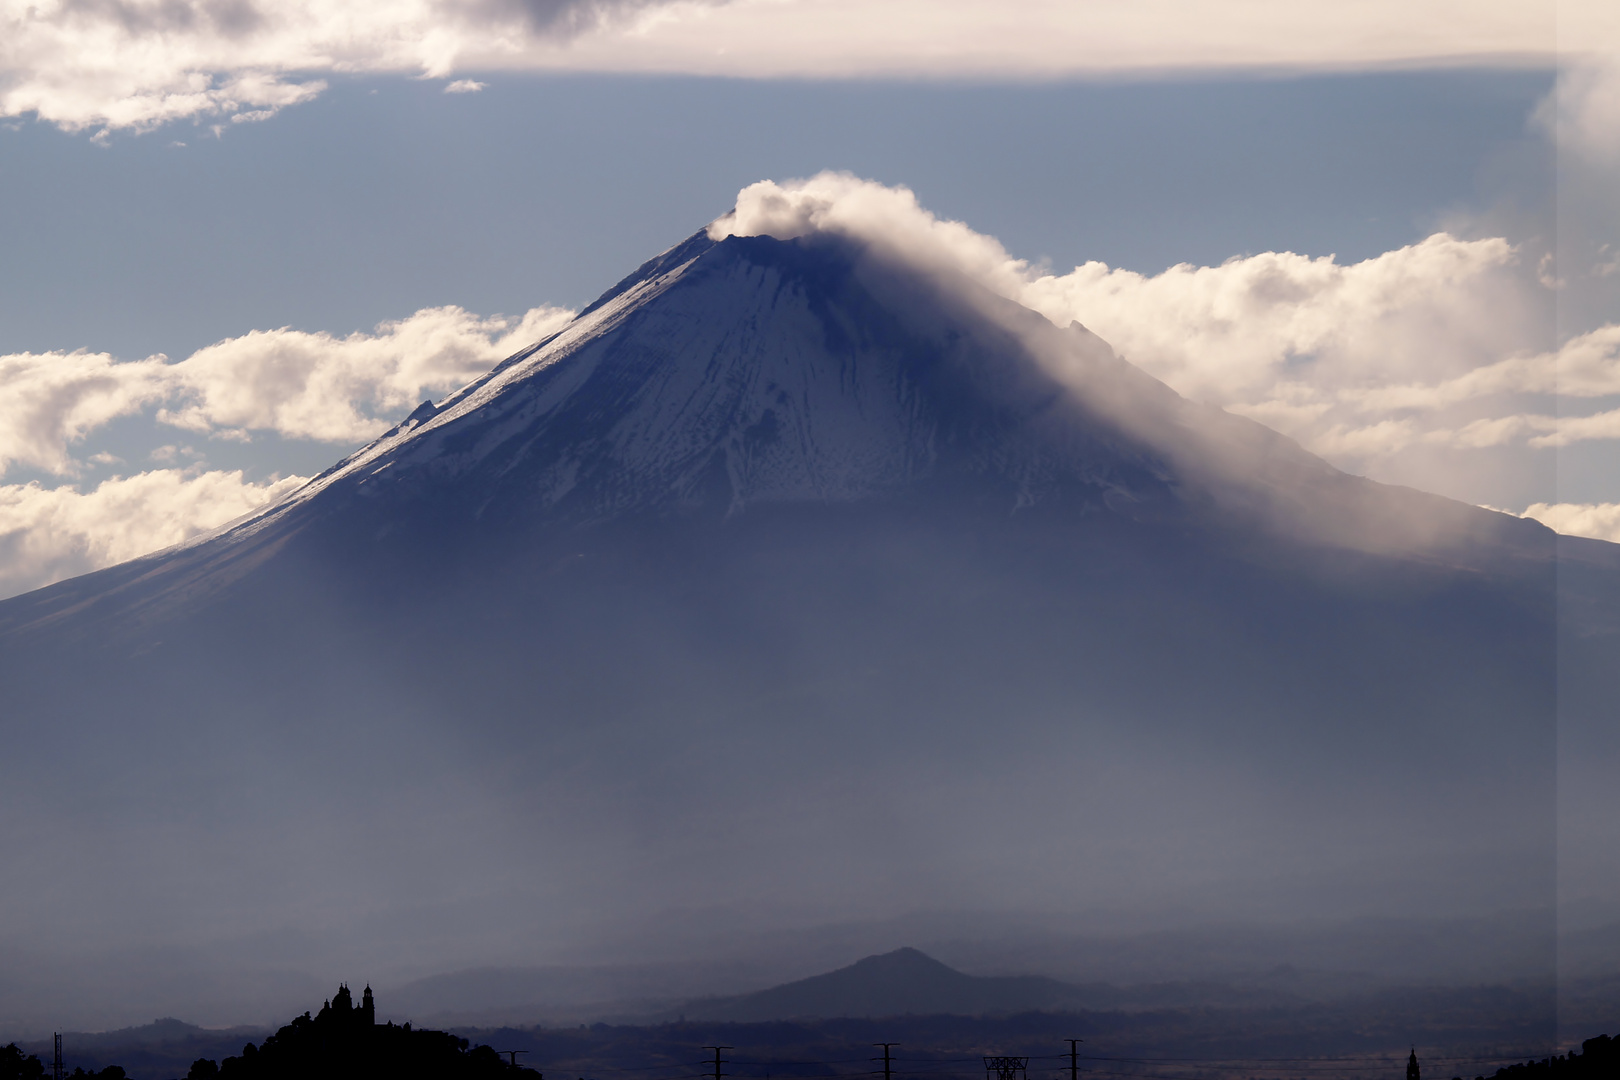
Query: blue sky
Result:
<box><xmin>0</xmin><ymin>68</ymin><xmax>1556</xmax><ymax>361</ymax></box>
<box><xmin>0</xmin><ymin>0</ymin><xmax>1617</xmax><ymax>597</ymax></box>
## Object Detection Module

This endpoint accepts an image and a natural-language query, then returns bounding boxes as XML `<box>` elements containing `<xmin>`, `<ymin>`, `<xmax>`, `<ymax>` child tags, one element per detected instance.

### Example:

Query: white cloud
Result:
<box><xmin>0</xmin><ymin>468</ymin><xmax>308</xmax><ymax>598</ymax></box>
<box><xmin>1349</xmin><ymin>326</ymin><xmax>1620</xmax><ymax>410</ymax></box>
<box><xmin>0</xmin><ymin>303</ymin><xmax>574</xmax><ymax>476</ymax></box>
<box><xmin>0</xmin><ymin>349</ymin><xmax>171</xmax><ymax>475</ymax></box>
<box><xmin>1442</xmin><ymin>414</ymin><xmax>1542</xmax><ymax>449</ymax></box>
<box><xmin>0</xmin><ymin>0</ymin><xmax>714</xmax><ymax>132</ymax></box>
<box><xmin>444</xmin><ymin>78</ymin><xmax>486</xmax><ymax>93</ymax></box>
<box><xmin>1527</xmin><ymin>407</ymin><xmax>1620</xmax><ymax>448</ymax></box>
<box><xmin>0</xmin><ymin>0</ymin><xmax>1591</xmax><ymax>133</ymax></box>
<box><xmin>541</xmin><ymin>1</ymin><xmax>1571</xmax><ymax>79</ymax></box>
<box><xmin>158</xmin><ymin>303</ymin><xmax>574</xmax><ymax>443</ymax></box>
<box><xmin>714</xmin><ymin>172</ymin><xmax>1034</xmax><ymax>297</ymax></box>
<box><xmin>1018</xmin><ymin>233</ymin><xmax>1540</xmax><ymax>417</ymax></box>
<box><xmin>1307</xmin><ymin>419</ymin><xmax>1421</xmax><ymax>459</ymax></box>
<box><xmin>1519</xmin><ymin>501</ymin><xmax>1620</xmax><ymax>542</ymax></box>
<box><xmin>1537</xmin><ymin>56</ymin><xmax>1620</xmax><ymax>168</ymax></box>
<box><xmin>0</xmin><ymin>302</ymin><xmax>572</xmax><ymax>596</ymax></box>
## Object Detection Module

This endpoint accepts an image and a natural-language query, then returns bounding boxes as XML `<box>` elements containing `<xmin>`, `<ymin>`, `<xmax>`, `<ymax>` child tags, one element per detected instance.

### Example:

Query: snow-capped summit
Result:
<box><xmin>275</xmin><ymin>229</ymin><xmax>1182</xmax><ymax>523</ymax></box>
<box><xmin>218</xmin><ymin>225</ymin><xmax>1519</xmax><ymax>565</ymax></box>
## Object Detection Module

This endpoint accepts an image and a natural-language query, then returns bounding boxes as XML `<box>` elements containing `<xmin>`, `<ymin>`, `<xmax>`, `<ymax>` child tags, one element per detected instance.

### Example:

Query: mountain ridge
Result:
<box><xmin>0</xmin><ymin>219</ymin><xmax>1605</xmax><ymax>1033</ymax></box>
<box><xmin>667</xmin><ymin>947</ymin><xmax>1117</xmax><ymax>1021</ymax></box>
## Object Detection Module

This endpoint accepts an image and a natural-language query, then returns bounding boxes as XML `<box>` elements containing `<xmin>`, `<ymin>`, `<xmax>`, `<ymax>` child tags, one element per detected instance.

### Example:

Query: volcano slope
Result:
<box><xmin>0</xmin><ymin>229</ymin><xmax>1612</xmax><ymax>1022</ymax></box>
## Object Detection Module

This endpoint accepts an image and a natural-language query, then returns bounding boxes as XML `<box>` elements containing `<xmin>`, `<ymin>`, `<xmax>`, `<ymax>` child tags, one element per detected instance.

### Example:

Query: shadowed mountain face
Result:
<box><xmin>674</xmin><ymin>947</ymin><xmax>1084</xmax><ymax>1021</ymax></box>
<box><xmin>0</xmin><ymin>228</ymin><xmax>1611</xmax><ymax>1032</ymax></box>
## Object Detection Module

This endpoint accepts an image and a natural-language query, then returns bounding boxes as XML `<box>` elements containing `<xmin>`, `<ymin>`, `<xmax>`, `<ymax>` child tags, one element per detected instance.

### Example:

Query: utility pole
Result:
<box><xmin>873</xmin><ymin>1042</ymin><xmax>898</xmax><ymax>1080</ymax></box>
<box><xmin>703</xmin><ymin>1044</ymin><xmax>732</xmax><ymax>1080</ymax></box>
<box><xmin>1064</xmin><ymin>1040</ymin><xmax>1083</xmax><ymax>1080</ymax></box>
<box><xmin>53</xmin><ymin>1034</ymin><xmax>63</xmax><ymax>1080</ymax></box>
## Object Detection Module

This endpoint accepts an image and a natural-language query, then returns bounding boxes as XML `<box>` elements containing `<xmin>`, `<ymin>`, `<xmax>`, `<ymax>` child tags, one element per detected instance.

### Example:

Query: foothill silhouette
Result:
<box><xmin>0</xmin><ymin>985</ymin><xmax>537</xmax><ymax>1080</ymax></box>
<box><xmin>197</xmin><ymin>984</ymin><xmax>535</xmax><ymax>1080</ymax></box>
<box><xmin>6</xmin><ymin>1025</ymin><xmax>1618</xmax><ymax>1080</ymax></box>
<box><xmin>1449</xmin><ymin>1036</ymin><xmax>1620</xmax><ymax>1080</ymax></box>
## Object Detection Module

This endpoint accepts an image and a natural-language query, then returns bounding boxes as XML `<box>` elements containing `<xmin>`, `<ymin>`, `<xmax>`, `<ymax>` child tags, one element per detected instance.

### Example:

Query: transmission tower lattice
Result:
<box><xmin>984</xmin><ymin>1057</ymin><xmax>1028</xmax><ymax>1080</ymax></box>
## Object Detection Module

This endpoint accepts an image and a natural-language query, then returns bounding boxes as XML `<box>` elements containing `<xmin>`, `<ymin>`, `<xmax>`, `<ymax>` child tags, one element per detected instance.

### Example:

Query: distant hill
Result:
<box><xmin>30</xmin><ymin>1019</ymin><xmax>264</xmax><ymax>1053</ymax></box>
<box><xmin>672</xmin><ymin>948</ymin><xmax>1091</xmax><ymax>1021</ymax></box>
<box><xmin>17</xmin><ymin>1020</ymin><xmax>267</xmax><ymax>1080</ymax></box>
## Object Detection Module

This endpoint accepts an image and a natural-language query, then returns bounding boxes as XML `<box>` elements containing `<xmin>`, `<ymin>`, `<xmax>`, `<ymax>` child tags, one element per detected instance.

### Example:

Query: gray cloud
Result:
<box><xmin>0</xmin><ymin>0</ymin><xmax>725</xmax><ymax>131</ymax></box>
<box><xmin>465</xmin><ymin>0</ymin><xmax>678</xmax><ymax>36</ymax></box>
<box><xmin>0</xmin><ymin>1</ymin><xmax>1602</xmax><ymax>133</ymax></box>
<box><xmin>54</xmin><ymin>0</ymin><xmax>265</xmax><ymax>37</ymax></box>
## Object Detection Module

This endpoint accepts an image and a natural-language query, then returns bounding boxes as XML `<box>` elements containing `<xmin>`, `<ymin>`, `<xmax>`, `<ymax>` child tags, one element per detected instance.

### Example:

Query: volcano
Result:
<box><xmin>0</xmin><ymin>225</ymin><xmax>1614</xmax><ymax>1030</ymax></box>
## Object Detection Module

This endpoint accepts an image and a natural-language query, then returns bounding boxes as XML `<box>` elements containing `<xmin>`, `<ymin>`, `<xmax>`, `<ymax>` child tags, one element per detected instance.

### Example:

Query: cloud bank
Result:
<box><xmin>0</xmin><ymin>302</ymin><xmax>570</xmax><ymax>598</ymax></box>
<box><xmin>0</xmin><ymin>0</ymin><xmax>1598</xmax><ymax>133</ymax></box>
<box><xmin>156</xmin><ymin>303</ymin><xmax>572</xmax><ymax>443</ymax></box>
<box><xmin>0</xmin><ymin>303</ymin><xmax>572</xmax><ymax>476</ymax></box>
<box><xmin>1538</xmin><ymin>56</ymin><xmax>1620</xmax><ymax>167</ymax></box>
<box><xmin>0</xmin><ymin>0</ymin><xmax>719</xmax><ymax>132</ymax></box>
<box><xmin>714</xmin><ymin>172</ymin><xmax>1620</xmax><ymax>535</ymax></box>
<box><xmin>1521</xmin><ymin>501</ymin><xmax>1620</xmax><ymax>542</ymax></box>
<box><xmin>0</xmin><ymin>349</ymin><xmax>173</xmax><ymax>476</ymax></box>
<box><xmin>0</xmin><ymin>468</ymin><xmax>308</xmax><ymax>596</ymax></box>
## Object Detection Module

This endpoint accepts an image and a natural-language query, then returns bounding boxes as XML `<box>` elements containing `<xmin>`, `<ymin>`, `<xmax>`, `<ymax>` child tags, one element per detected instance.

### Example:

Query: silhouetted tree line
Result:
<box><xmin>0</xmin><ymin>1046</ymin><xmax>40</xmax><ymax>1080</ymax></box>
<box><xmin>1</xmin><ymin>984</ymin><xmax>536</xmax><ymax>1080</ymax></box>
<box><xmin>192</xmin><ymin>984</ymin><xmax>536</xmax><ymax>1080</ymax></box>
<box><xmin>1</xmin><ymin>1046</ymin><xmax>126</xmax><ymax>1080</ymax></box>
<box><xmin>9</xmin><ymin>1025</ymin><xmax>1612</xmax><ymax>1080</ymax></box>
<box><xmin>1453</xmin><ymin>1035</ymin><xmax>1619</xmax><ymax>1080</ymax></box>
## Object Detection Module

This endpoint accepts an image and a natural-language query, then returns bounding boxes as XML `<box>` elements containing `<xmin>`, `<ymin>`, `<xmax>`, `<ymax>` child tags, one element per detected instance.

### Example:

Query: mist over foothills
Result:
<box><xmin>1</xmin><ymin>3</ymin><xmax>1618</xmax><ymax>1072</ymax></box>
